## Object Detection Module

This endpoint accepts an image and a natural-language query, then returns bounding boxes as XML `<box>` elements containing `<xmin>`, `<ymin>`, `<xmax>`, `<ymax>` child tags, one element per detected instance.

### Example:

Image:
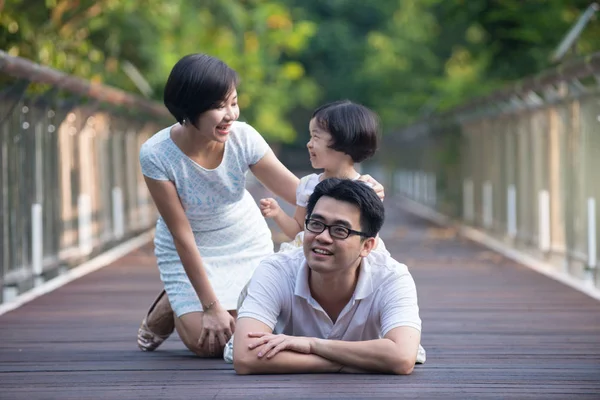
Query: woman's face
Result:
<box><xmin>194</xmin><ymin>88</ymin><xmax>239</xmax><ymax>143</ymax></box>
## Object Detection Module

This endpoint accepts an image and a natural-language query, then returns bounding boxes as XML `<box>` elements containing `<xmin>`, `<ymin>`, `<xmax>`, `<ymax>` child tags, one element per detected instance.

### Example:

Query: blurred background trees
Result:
<box><xmin>1</xmin><ymin>0</ymin><xmax>598</xmax><ymax>142</ymax></box>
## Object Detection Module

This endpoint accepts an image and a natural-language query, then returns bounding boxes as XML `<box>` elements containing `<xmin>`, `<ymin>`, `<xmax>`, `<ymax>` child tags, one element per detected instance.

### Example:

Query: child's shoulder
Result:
<box><xmin>296</xmin><ymin>173</ymin><xmax>322</xmax><ymax>207</ymax></box>
<box><xmin>298</xmin><ymin>173</ymin><xmax>321</xmax><ymax>194</ymax></box>
<box><xmin>299</xmin><ymin>173</ymin><xmax>321</xmax><ymax>186</ymax></box>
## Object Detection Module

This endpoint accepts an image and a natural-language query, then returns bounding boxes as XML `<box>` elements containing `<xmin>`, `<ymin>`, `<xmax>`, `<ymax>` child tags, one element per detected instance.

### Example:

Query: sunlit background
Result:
<box><xmin>3</xmin><ymin>0</ymin><xmax>598</xmax><ymax>140</ymax></box>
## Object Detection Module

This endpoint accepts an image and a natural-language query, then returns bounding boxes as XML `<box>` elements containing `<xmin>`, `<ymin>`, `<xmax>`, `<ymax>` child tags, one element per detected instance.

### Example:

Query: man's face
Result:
<box><xmin>303</xmin><ymin>196</ymin><xmax>375</xmax><ymax>275</ymax></box>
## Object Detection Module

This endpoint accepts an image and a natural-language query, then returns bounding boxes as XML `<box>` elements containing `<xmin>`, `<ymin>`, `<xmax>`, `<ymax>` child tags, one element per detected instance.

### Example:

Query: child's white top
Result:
<box><xmin>296</xmin><ymin>173</ymin><xmax>322</xmax><ymax>207</ymax></box>
<box><xmin>296</xmin><ymin>173</ymin><xmax>365</xmax><ymax>207</ymax></box>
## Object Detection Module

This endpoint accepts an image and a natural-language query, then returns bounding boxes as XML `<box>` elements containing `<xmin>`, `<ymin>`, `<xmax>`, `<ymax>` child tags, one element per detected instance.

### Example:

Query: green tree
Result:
<box><xmin>2</xmin><ymin>0</ymin><xmax>598</xmax><ymax>138</ymax></box>
<box><xmin>281</xmin><ymin>0</ymin><xmax>599</xmax><ymax>131</ymax></box>
<box><xmin>0</xmin><ymin>0</ymin><xmax>320</xmax><ymax>141</ymax></box>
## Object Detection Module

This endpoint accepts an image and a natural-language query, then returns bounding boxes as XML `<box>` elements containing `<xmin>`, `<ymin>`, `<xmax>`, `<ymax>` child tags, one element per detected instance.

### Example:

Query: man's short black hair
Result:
<box><xmin>163</xmin><ymin>53</ymin><xmax>239</xmax><ymax>127</ymax></box>
<box><xmin>311</xmin><ymin>100</ymin><xmax>380</xmax><ymax>163</ymax></box>
<box><xmin>306</xmin><ymin>178</ymin><xmax>384</xmax><ymax>238</ymax></box>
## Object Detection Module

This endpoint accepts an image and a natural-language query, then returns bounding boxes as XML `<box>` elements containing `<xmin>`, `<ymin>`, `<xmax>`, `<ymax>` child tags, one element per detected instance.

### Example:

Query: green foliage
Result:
<box><xmin>282</xmin><ymin>0</ymin><xmax>599</xmax><ymax>131</ymax></box>
<box><xmin>1</xmin><ymin>0</ymin><xmax>598</xmax><ymax>140</ymax></box>
<box><xmin>0</xmin><ymin>0</ymin><xmax>319</xmax><ymax>141</ymax></box>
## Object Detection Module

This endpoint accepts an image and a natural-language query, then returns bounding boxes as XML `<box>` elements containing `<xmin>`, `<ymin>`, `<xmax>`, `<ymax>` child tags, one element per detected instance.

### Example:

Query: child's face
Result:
<box><xmin>307</xmin><ymin>118</ymin><xmax>346</xmax><ymax>170</ymax></box>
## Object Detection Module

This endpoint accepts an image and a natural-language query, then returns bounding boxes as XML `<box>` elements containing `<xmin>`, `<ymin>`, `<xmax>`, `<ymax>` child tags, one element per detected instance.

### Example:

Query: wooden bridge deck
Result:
<box><xmin>1</xmin><ymin>198</ymin><xmax>599</xmax><ymax>399</ymax></box>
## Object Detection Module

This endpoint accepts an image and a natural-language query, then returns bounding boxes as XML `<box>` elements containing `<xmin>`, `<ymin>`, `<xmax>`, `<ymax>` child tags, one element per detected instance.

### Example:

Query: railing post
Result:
<box><xmin>483</xmin><ymin>181</ymin><xmax>493</xmax><ymax>229</ymax></box>
<box><xmin>463</xmin><ymin>179</ymin><xmax>474</xmax><ymax>222</ymax></box>
<box><xmin>429</xmin><ymin>173</ymin><xmax>437</xmax><ymax>207</ymax></box>
<box><xmin>414</xmin><ymin>171</ymin><xmax>421</xmax><ymax>202</ymax></box>
<box><xmin>31</xmin><ymin>204</ymin><xmax>43</xmax><ymax>277</ymax></box>
<box><xmin>539</xmin><ymin>190</ymin><xmax>551</xmax><ymax>253</ymax></box>
<box><xmin>78</xmin><ymin>193</ymin><xmax>92</xmax><ymax>256</ymax></box>
<box><xmin>136</xmin><ymin>182</ymin><xmax>148</xmax><ymax>231</ymax></box>
<box><xmin>588</xmin><ymin>197</ymin><xmax>597</xmax><ymax>269</ymax></box>
<box><xmin>112</xmin><ymin>187</ymin><xmax>124</xmax><ymax>240</ymax></box>
<box><xmin>32</xmin><ymin>114</ymin><xmax>44</xmax><ymax>285</ymax></box>
<box><xmin>507</xmin><ymin>184</ymin><xmax>517</xmax><ymax>239</ymax></box>
<box><xmin>0</xmin><ymin>123</ymin><xmax>6</xmax><ymax>304</ymax></box>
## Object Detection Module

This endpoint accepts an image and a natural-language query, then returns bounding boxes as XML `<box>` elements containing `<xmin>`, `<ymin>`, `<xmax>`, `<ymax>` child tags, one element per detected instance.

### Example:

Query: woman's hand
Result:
<box><xmin>358</xmin><ymin>174</ymin><xmax>385</xmax><ymax>201</ymax></box>
<box><xmin>260</xmin><ymin>198</ymin><xmax>281</xmax><ymax>218</ymax></box>
<box><xmin>198</xmin><ymin>303</ymin><xmax>235</xmax><ymax>356</ymax></box>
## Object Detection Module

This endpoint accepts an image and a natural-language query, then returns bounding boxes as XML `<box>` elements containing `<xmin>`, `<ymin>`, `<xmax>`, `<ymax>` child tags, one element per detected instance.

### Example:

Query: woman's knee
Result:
<box><xmin>175</xmin><ymin>312</ymin><xmax>224</xmax><ymax>358</ymax></box>
<box><xmin>182</xmin><ymin>336</ymin><xmax>223</xmax><ymax>358</ymax></box>
<box><xmin>180</xmin><ymin>330</ymin><xmax>223</xmax><ymax>358</ymax></box>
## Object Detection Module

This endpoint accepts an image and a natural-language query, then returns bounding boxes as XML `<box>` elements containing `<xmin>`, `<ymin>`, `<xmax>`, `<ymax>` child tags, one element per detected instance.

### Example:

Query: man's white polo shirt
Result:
<box><xmin>238</xmin><ymin>248</ymin><xmax>421</xmax><ymax>340</ymax></box>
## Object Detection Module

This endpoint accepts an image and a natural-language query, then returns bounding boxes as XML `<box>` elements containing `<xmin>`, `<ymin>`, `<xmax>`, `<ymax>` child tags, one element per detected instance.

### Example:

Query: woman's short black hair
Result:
<box><xmin>306</xmin><ymin>178</ymin><xmax>384</xmax><ymax>238</ymax></box>
<box><xmin>163</xmin><ymin>54</ymin><xmax>239</xmax><ymax>127</ymax></box>
<box><xmin>311</xmin><ymin>100</ymin><xmax>380</xmax><ymax>163</ymax></box>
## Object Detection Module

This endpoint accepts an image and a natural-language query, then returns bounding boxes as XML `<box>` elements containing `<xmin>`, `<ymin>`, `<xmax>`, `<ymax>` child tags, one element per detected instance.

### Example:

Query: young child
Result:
<box><xmin>259</xmin><ymin>99</ymin><xmax>388</xmax><ymax>255</ymax></box>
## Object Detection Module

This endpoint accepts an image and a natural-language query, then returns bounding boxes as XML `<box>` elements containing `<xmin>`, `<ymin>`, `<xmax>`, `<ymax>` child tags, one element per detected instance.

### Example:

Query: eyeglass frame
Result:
<box><xmin>305</xmin><ymin>218</ymin><xmax>369</xmax><ymax>240</ymax></box>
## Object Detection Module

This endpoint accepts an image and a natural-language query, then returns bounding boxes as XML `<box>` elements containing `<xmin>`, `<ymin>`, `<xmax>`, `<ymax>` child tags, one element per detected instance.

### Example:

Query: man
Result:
<box><xmin>233</xmin><ymin>178</ymin><xmax>422</xmax><ymax>374</ymax></box>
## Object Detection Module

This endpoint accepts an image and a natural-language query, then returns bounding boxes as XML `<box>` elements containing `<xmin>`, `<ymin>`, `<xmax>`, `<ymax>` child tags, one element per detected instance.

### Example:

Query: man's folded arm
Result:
<box><xmin>233</xmin><ymin>317</ymin><xmax>341</xmax><ymax>375</ymax></box>
<box><xmin>310</xmin><ymin>325</ymin><xmax>421</xmax><ymax>375</ymax></box>
<box><xmin>310</xmin><ymin>270</ymin><xmax>422</xmax><ymax>375</ymax></box>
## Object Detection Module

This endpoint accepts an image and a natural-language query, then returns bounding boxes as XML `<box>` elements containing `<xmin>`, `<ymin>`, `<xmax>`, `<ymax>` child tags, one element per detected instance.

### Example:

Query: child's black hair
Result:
<box><xmin>311</xmin><ymin>100</ymin><xmax>380</xmax><ymax>163</ymax></box>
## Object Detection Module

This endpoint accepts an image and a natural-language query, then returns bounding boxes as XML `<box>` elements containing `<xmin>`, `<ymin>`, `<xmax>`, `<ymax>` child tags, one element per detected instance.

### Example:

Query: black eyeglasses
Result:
<box><xmin>305</xmin><ymin>219</ymin><xmax>368</xmax><ymax>240</ymax></box>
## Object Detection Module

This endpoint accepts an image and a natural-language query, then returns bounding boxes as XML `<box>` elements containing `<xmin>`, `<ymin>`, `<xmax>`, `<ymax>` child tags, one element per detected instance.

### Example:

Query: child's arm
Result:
<box><xmin>260</xmin><ymin>198</ymin><xmax>305</xmax><ymax>240</ymax></box>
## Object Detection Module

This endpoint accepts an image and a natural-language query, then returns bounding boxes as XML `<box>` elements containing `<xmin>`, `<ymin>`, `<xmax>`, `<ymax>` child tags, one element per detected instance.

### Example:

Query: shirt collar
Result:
<box><xmin>294</xmin><ymin>256</ymin><xmax>374</xmax><ymax>301</ymax></box>
<box><xmin>294</xmin><ymin>261</ymin><xmax>311</xmax><ymax>300</ymax></box>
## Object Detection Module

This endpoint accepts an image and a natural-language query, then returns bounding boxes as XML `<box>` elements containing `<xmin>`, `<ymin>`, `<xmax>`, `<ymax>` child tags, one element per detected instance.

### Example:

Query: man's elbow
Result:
<box><xmin>392</xmin><ymin>362</ymin><xmax>414</xmax><ymax>375</ymax></box>
<box><xmin>390</xmin><ymin>357</ymin><xmax>415</xmax><ymax>375</ymax></box>
<box><xmin>233</xmin><ymin>352</ymin><xmax>263</xmax><ymax>375</ymax></box>
<box><xmin>233</xmin><ymin>355</ymin><xmax>253</xmax><ymax>375</ymax></box>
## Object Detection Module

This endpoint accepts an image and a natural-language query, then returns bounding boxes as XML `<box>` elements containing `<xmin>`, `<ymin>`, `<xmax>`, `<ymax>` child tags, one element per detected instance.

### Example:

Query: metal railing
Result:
<box><xmin>373</xmin><ymin>52</ymin><xmax>600</xmax><ymax>289</ymax></box>
<box><xmin>0</xmin><ymin>52</ymin><xmax>167</xmax><ymax>304</ymax></box>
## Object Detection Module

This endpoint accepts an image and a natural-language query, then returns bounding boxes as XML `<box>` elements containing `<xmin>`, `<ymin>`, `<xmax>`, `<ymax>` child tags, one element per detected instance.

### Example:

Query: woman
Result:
<box><xmin>137</xmin><ymin>53</ymin><xmax>383</xmax><ymax>357</ymax></box>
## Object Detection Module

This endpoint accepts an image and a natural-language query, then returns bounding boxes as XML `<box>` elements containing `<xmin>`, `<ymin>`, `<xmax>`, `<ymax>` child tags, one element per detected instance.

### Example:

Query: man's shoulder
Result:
<box><xmin>258</xmin><ymin>248</ymin><xmax>305</xmax><ymax>277</ymax></box>
<box><xmin>366</xmin><ymin>251</ymin><xmax>413</xmax><ymax>284</ymax></box>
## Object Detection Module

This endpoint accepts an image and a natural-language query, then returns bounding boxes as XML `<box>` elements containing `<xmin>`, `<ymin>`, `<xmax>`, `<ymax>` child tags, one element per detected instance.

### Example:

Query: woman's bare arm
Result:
<box><xmin>144</xmin><ymin>176</ymin><xmax>218</xmax><ymax>307</ymax></box>
<box><xmin>250</xmin><ymin>150</ymin><xmax>299</xmax><ymax>205</ymax></box>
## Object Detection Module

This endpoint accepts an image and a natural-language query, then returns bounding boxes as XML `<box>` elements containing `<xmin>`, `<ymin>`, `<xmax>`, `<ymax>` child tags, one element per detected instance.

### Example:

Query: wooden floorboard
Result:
<box><xmin>1</xmin><ymin>197</ymin><xmax>599</xmax><ymax>399</ymax></box>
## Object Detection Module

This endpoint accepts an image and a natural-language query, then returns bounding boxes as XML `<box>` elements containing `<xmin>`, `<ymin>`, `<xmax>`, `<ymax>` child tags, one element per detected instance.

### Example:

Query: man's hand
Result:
<box><xmin>247</xmin><ymin>332</ymin><xmax>312</xmax><ymax>359</ymax></box>
<box><xmin>259</xmin><ymin>198</ymin><xmax>281</xmax><ymax>218</ymax></box>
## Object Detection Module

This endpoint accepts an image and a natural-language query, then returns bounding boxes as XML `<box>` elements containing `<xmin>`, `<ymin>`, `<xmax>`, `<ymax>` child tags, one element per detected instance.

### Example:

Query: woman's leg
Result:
<box><xmin>174</xmin><ymin>310</ymin><xmax>237</xmax><ymax>357</ymax></box>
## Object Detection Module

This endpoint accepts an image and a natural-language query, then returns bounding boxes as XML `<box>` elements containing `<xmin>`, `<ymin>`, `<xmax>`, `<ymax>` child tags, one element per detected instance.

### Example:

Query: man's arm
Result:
<box><xmin>233</xmin><ymin>317</ymin><xmax>342</xmax><ymax>375</ymax></box>
<box><xmin>310</xmin><ymin>326</ymin><xmax>421</xmax><ymax>375</ymax></box>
